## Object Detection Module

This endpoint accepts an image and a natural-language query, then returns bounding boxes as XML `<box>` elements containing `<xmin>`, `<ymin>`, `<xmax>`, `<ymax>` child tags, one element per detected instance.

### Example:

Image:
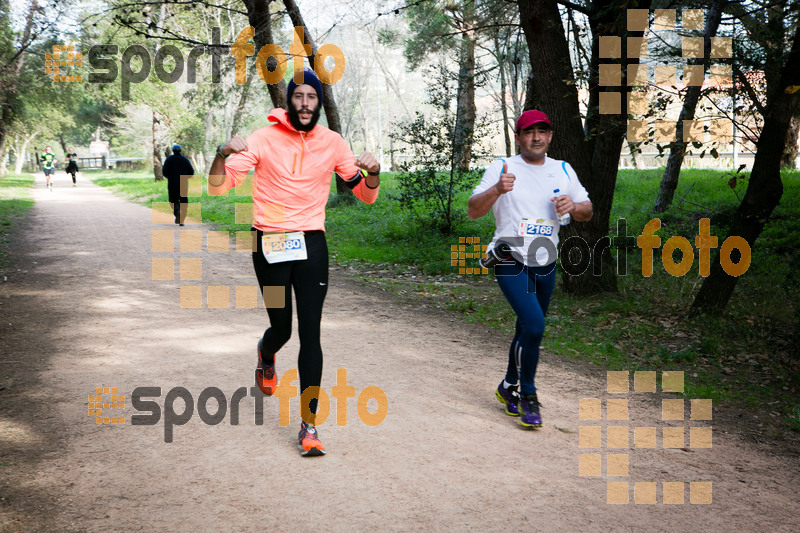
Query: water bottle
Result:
<box><xmin>480</xmin><ymin>241</ymin><xmax>513</xmax><ymax>269</ymax></box>
<box><xmin>553</xmin><ymin>188</ymin><xmax>570</xmax><ymax>226</ymax></box>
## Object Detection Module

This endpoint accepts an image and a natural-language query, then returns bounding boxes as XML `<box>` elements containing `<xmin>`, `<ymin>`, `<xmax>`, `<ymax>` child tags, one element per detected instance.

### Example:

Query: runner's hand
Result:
<box><xmin>552</xmin><ymin>194</ymin><xmax>574</xmax><ymax>217</ymax></box>
<box><xmin>221</xmin><ymin>135</ymin><xmax>247</xmax><ymax>156</ymax></box>
<box><xmin>354</xmin><ymin>152</ymin><xmax>380</xmax><ymax>174</ymax></box>
<box><xmin>495</xmin><ymin>162</ymin><xmax>514</xmax><ymax>195</ymax></box>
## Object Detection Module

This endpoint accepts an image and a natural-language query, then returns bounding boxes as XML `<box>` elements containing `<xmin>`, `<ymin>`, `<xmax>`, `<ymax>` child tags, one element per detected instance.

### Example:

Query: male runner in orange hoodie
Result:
<box><xmin>208</xmin><ymin>69</ymin><xmax>380</xmax><ymax>456</ymax></box>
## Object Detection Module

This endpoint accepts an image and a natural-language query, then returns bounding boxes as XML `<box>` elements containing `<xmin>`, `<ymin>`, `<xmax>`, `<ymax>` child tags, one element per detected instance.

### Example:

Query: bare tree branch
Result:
<box><xmin>434</xmin><ymin>22</ymin><xmax>520</xmax><ymax>39</ymax></box>
<box><xmin>733</xmin><ymin>64</ymin><xmax>767</xmax><ymax>117</ymax></box>
<box><xmin>105</xmin><ymin>0</ymin><xmax>246</xmax><ymax>17</ymax></box>
<box><xmin>557</xmin><ymin>0</ymin><xmax>592</xmax><ymax>16</ymax></box>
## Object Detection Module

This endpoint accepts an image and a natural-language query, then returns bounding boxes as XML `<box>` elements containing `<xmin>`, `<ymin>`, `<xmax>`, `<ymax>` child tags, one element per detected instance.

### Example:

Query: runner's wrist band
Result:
<box><xmin>368</xmin><ymin>167</ymin><xmax>380</xmax><ymax>176</ymax></box>
<box><xmin>216</xmin><ymin>144</ymin><xmax>228</xmax><ymax>159</ymax></box>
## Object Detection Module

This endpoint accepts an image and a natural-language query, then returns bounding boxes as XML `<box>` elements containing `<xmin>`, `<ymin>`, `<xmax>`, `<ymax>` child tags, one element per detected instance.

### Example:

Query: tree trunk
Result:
<box><xmin>282</xmin><ymin>0</ymin><xmax>350</xmax><ymax>194</ymax></box>
<box><xmin>453</xmin><ymin>0</ymin><xmax>476</xmax><ymax>170</ymax></box>
<box><xmin>627</xmin><ymin>141</ymin><xmax>640</xmax><ymax>169</ymax></box>
<box><xmin>0</xmin><ymin>0</ymin><xmax>38</xmax><ymax>178</ymax></box>
<box><xmin>202</xmin><ymin>109</ymin><xmax>215</xmax><ymax>175</ymax></box>
<box><xmin>654</xmin><ymin>0</ymin><xmax>725</xmax><ymax>213</ymax></box>
<box><xmin>230</xmin><ymin>74</ymin><xmax>251</xmax><ymax>138</ymax></box>
<box><xmin>763</xmin><ymin>2</ymin><xmax>785</xmax><ymax>105</ymax></box>
<box><xmin>0</xmin><ymin>105</ymin><xmax>10</xmax><ymax>178</ymax></box>
<box><xmin>370</xmin><ymin>34</ymin><xmax>412</xmax><ymax>122</ymax></box>
<box><xmin>518</xmin><ymin>0</ymin><xmax>649</xmax><ymax>295</ymax></box>
<box><xmin>726</xmin><ymin>1</ymin><xmax>784</xmax><ymax>107</ymax></box>
<box><xmin>14</xmin><ymin>130</ymin><xmax>38</xmax><ymax>174</ymax></box>
<box><xmin>497</xmin><ymin>35</ymin><xmax>511</xmax><ymax>157</ymax></box>
<box><xmin>510</xmin><ymin>36</ymin><xmax>523</xmax><ymax>121</ymax></box>
<box><xmin>692</xmin><ymin>19</ymin><xmax>800</xmax><ymax>312</ymax></box>
<box><xmin>243</xmin><ymin>0</ymin><xmax>286</xmax><ymax>109</ymax></box>
<box><xmin>153</xmin><ymin>110</ymin><xmax>163</xmax><ymax>181</ymax></box>
<box><xmin>781</xmin><ymin>115</ymin><xmax>799</xmax><ymax>169</ymax></box>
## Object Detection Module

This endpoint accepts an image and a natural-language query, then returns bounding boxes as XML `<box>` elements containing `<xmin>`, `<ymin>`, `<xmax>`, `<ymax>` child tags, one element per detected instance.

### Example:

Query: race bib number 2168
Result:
<box><xmin>518</xmin><ymin>218</ymin><xmax>555</xmax><ymax>237</ymax></box>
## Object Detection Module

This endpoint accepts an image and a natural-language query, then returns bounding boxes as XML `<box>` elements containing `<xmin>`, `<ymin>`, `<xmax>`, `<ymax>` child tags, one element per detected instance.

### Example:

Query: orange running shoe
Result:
<box><xmin>255</xmin><ymin>339</ymin><xmax>276</xmax><ymax>395</ymax></box>
<box><xmin>298</xmin><ymin>421</ymin><xmax>326</xmax><ymax>456</ymax></box>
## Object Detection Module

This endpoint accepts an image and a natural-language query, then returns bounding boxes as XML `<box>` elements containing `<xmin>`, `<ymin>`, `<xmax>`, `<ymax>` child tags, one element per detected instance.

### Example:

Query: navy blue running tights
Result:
<box><xmin>494</xmin><ymin>260</ymin><xmax>557</xmax><ymax>396</ymax></box>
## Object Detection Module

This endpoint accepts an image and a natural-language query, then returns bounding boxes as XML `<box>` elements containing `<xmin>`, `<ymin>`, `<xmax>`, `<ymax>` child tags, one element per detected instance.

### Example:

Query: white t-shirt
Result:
<box><xmin>471</xmin><ymin>155</ymin><xmax>590</xmax><ymax>266</ymax></box>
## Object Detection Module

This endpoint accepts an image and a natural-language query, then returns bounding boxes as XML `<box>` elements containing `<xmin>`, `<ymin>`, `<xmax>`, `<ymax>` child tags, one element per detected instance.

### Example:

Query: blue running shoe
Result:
<box><xmin>519</xmin><ymin>393</ymin><xmax>542</xmax><ymax>428</ymax></box>
<box><xmin>495</xmin><ymin>382</ymin><xmax>520</xmax><ymax>416</ymax></box>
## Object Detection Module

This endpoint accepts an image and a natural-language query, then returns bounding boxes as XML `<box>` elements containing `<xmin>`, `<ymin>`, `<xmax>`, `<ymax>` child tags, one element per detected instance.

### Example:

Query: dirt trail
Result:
<box><xmin>1</xmin><ymin>171</ymin><xmax>798</xmax><ymax>532</ymax></box>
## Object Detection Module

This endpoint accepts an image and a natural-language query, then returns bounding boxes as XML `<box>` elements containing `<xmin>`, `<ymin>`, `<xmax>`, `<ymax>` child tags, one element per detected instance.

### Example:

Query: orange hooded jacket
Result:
<box><xmin>223</xmin><ymin>108</ymin><xmax>379</xmax><ymax>232</ymax></box>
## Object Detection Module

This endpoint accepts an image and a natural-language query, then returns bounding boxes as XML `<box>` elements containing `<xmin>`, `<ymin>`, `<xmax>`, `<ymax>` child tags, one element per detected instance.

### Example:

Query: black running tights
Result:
<box><xmin>252</xmin><ymin>230</ymin><xmax>328</xmax><ymax>415</ymax></box>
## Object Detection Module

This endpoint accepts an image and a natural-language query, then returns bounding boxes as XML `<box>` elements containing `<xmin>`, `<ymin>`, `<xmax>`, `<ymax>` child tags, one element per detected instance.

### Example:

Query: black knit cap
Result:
<box><xmin>286</xmin><ymin>69</ymin><xmax>324</xmax><ymax>106</ymax></box>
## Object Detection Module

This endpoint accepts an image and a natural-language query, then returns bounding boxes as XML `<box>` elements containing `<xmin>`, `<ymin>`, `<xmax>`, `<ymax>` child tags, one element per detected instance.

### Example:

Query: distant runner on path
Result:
<box><xmin>161</xmin><ymin>144</ymin><xmax>194</xmax><ymax>226</ymax></box>
<box><xmin>65</xmin><ymin>148</ymin><xmax>79</xmax><ymax>186</ymax></box>
<box><xmin>40</xmin><ymin>146</ymin><xmax>57</xmax><ymax>190</ymax></box>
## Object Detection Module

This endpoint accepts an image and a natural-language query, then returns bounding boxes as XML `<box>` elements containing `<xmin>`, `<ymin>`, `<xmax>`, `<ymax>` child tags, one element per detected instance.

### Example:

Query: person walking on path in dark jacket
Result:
<box><xmin>161</xmin><ymin>144</ymin><xmax>195</xmax><ymax>226</ymax></box>
<box><xmin>65</xmin><ymin>148</ymin><xmax>79</xmax><ymax>186</ymax></box>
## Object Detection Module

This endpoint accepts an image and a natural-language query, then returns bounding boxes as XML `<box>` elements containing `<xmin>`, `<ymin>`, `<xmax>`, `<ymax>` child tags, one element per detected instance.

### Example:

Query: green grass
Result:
<box><xmin>789</xmin><ymin>405</ymin><xmax>800</xmax><ymax>433</ymax></box>
<box><xmin>327</xmin><ymin>174</ymin><xmax>491</xmax><ymax>274</ymax></box>
<box><xmin>0</xmin><ymin>174</ymin><xmax>35</xmax><ymax>269</ymax></box>
<box><xmin>91</xmin><ymin>170</ymin><xmax>255</xmax><ymax>233</ymax></box>
<box><xmin>92</xmin><ymin>171</ymin><xmax>172</xmax><ymax>204</ymax></box>
<box><xmin>90</xmin><ymin>167</ymin><xmax>800</xmax><ymax>431</ymax></box>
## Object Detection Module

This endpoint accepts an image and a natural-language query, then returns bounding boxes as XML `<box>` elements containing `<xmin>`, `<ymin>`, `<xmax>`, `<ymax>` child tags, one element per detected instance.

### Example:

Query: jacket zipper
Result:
<box><xmin>299</xmin><ymin>131</ymin><xmax>305</xmax><ymax>174</ymax></box>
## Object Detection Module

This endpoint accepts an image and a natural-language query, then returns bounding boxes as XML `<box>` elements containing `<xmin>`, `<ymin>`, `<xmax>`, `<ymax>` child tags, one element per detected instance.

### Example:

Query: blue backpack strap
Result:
<box><xmin>562</xmin><ymin>160</ymin><xmax>571</xmax><ymax>181</ymax></box>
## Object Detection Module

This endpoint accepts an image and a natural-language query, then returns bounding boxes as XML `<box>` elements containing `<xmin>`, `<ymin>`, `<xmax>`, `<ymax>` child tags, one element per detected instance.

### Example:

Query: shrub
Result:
<box><xmin>390</xmin><ymin>64</ymin><xmax>487</xmax><ymax>234</ymax></box>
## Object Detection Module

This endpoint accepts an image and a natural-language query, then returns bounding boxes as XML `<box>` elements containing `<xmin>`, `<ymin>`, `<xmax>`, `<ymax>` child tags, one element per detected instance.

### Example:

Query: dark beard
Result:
<box><xmin>288</xmin><ymin>103</ymin><xmax>321</xmax><ymax>132</ymax></box>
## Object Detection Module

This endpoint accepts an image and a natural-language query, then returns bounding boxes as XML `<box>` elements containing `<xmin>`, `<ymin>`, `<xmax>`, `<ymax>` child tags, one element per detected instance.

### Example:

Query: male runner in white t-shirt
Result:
<box><xmin>468</xmin><ymin>109</ymin><xmax>593</xmax><ymax>427</ymax></box>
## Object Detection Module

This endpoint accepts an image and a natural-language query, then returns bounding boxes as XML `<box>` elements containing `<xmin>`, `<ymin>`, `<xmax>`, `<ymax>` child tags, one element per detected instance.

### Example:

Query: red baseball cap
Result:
<box><xmin>516</xmin><ymin>109</ymin><xmax>552</xmax><ymax>132</ymax></box>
